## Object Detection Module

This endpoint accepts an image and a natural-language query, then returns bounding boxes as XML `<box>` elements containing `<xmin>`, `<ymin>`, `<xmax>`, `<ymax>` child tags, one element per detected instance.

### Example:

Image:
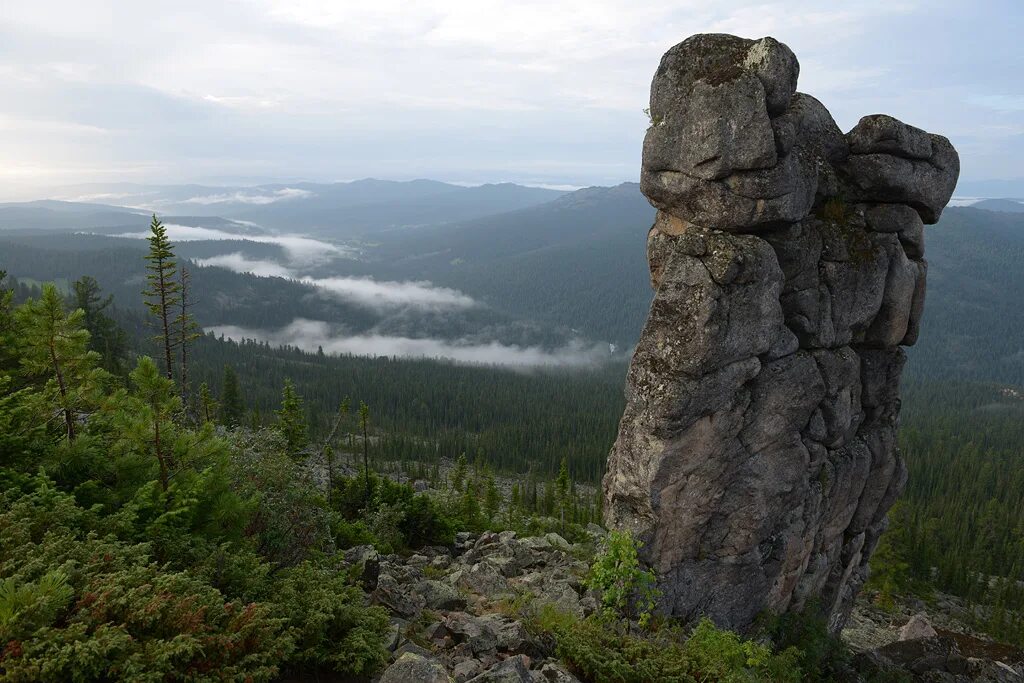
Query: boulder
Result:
<box><xmin>380</xmin><ymin>652</ymin><xmax>453</xmax><ymax>683</ymax></box>
<box><xmin>899</xmin><ymin>613</ymin><xmax>938</xmax><ymax>641</ymax></box>
<box><xmin>605</xmin><ymin>32</ymin><xmax>958</xmax><ymax>633</ymax></box>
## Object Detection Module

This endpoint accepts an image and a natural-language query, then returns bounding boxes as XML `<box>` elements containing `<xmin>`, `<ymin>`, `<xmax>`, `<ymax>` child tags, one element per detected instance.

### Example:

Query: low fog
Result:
<box><xmin>208</xmin><ymin>318</ymin><xmax>617</xmax><ymax>368</ymax></box>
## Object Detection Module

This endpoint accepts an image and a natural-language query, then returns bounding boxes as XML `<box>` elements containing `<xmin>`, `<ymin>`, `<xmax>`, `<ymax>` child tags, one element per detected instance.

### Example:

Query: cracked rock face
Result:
<box><xmin>604</xmin><ymin>33</ymin><xmax>958</xmax><ymax>633</ymax></box>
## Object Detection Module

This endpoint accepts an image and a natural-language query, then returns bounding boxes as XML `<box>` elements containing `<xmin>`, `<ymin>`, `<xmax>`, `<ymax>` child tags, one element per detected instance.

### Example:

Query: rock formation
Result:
<box><xmin>603</xmin><ymin>33</ymin><xmax>958</xmax><ymax>632</ymax></box>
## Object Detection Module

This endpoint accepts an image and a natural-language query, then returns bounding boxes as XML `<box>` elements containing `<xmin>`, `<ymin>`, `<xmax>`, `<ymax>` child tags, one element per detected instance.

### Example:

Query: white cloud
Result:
<box><xmin>208</xmin><ymin>318</ymin><xmax>615</xmax><ymax>367</ymax></box>
<box><xmin>193</xmin><ymin>250</ymin><xmax>477</xmax><ymax>310</ymax></box>
<box><xmin>303</xmin><ymin>276</ymin><xmax>475</xmax><ymax>310</ymax></box>
<box><xmin>193</xmin><ymin>252</ymin><xmax>294</xmax><ymax>277</ymax></box>
<box><xmin>0</xmin><ymin>0</ymin><xmax>1018</xmax><ymax>190</ymax></box>
<box><xmin>181</xmin><ymin>187</ymin><xmax>313</xmax><ymax>205</ymax></box>
<box><xmin>112</xmin><ymin>223</ymin><xmax>341</xmax><ymax>266</ymax></box>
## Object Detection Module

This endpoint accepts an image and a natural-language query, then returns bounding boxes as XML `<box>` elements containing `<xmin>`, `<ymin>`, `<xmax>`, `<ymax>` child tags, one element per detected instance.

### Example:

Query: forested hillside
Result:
<box><xmin>4</xmin><ymin>189</ymin><xmax>1024</xmax><ymax>651</ymax></box>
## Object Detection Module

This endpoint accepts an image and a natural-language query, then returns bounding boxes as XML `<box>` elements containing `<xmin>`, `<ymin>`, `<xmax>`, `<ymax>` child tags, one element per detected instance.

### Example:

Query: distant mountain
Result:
<box><xmin>363</xmin><ymin>183</ymin><xmax>656</xmax><ymax>345</ymax></box>
<box><xmin>45</xmin><ymin>179</ymin><xmax>567</xmax><ymax>237</ymax></box>
<box><xmin>970</xmin><ymin>198</ymin><xmax>1024</xmax><ymax>213</ymax></box>
<box><xmin>0</xmin><ymin>200</ymin><xmax>145</xmax><ymax>232</ymax></box>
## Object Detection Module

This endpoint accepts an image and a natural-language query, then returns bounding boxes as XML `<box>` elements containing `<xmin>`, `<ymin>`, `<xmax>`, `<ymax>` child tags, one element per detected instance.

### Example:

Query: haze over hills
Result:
<box><xmin>1</xmin><ymin>179</ymin><xmax>1023</xmax><ymax>381</ymax></box>
<box><xmin>34</xmin><ymin>178</ymin><xmax>567</xmax><ymax>237</ymax></box>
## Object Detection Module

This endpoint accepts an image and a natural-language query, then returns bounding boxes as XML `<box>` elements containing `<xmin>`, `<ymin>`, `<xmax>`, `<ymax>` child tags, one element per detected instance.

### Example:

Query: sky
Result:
<box><xmin>1</xmin><ymin>0</ymin><xmax>1022</xmax><ymax>196</ymax></box>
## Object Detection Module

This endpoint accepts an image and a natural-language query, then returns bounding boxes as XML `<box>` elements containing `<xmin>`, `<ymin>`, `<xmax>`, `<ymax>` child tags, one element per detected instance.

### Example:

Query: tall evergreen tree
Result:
<box><xmin>220</xmin><ymin>365</ymin><xmax>245</xmax><ymax>426</ymax></box>
<box><xmin>142</xmin><ymin>215</ymin><xmax>180</xmax><ymax>380</ymax></box>
<box><xmin>275</xmin><ymin>378</ymin><xmax>309</xmax><ymax>458</ymax></box>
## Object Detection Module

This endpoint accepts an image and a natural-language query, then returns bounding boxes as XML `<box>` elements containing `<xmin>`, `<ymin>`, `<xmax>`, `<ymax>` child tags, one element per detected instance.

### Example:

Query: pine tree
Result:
<box><xmin>127</xmin><ymin>356</ymin><xmax>180</xmax><ymax>492</ymax></box>
<box><xmin>220</xmin><ymin>365</ymin><xmax>245</xmax><ymax>426</ymax></box>
<box><xmin>16</xmin><ymin>284</ymin><xmax>102</xmax><ymax>441</ymax></box>
<box><xmin>275</xmin><ymin>378</ymin><xmax>309</xmax><ymax>458</ymax></box>
<box><xmin>142</xmin><ymin>215</ymin><xmax>180</xmax><ymax>380</ymax></box>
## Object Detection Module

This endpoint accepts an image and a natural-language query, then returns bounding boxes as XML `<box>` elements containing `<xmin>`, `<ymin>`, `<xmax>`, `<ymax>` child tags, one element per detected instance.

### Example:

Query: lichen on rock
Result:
<box><xmin>604</xmin><ymin>32</ymin><xmax>959</xmax><ymax>633</ymax></box>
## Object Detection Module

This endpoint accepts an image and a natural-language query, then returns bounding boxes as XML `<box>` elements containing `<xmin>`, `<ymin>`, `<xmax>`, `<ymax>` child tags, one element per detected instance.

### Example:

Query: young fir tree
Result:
<box><xmin>72</xmin><ymin>276</ymin><xmax>127</xmax><ymax>376</ymax></box>
<box><xmin>275</xmin><ymin>378</ymin><xmax>309</xmax><ymax>459</ymax></box>
<box><xmin>174</xmin><ymin>265</ymin><xmax>202</xmax><ymax>409</ymax></box>
<box><xmin>198</xmin><ymin>382</ymin><xmax>218</xmax><ymax>424</ymax></box>
<box><xmin>142</xmin><ymin>215</ymin><xmax>180</xmax><ymax>380</ymax></box>
<box><xmin>451</xmin><ymin>452</ymin><xmax>468</xmax><ymax>494</ymax></box>
<box><xmin>126</xmin><ymin>356</ymin><xmax>180</xmax><ymax>492</ymax></box>
<box><xmin>220</xmin><ymin>365</ymin><xmax>245</xmax><ymax>426</ymax></box>
<box><xmin>15</xmin><ymin>284</ymin><xmax>103</xmax><ymax>441</ymax></box>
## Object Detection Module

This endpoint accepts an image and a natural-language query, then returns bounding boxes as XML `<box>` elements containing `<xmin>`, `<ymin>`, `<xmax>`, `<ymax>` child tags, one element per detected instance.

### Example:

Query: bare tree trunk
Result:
<box><xmin>48</xmin><ymin>338</ymin><xmax>75</xmax><ymax>441</ymax></box>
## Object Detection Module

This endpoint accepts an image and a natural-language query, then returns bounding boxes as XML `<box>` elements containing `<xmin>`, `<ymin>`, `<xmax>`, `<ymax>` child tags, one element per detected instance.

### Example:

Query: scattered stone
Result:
<box><xmin>466</xmin><ymin>655</ymin><xmax>533</xmax><ymax>683</ymax></box>
<box><xmin>419</xmin><ymin>579</ymin><xmax>469</xmax><ymax>611</ymax></box>
<box><xmin>380</xmin><ymin>652</ymin><xmax>453</xmax><ymax>683</ymax></box>
<box><xmin>373</xmin><ymin>572</ymin><xmax>426</xmax><ymax>618</ymax></box>
<box><xmin>899</xmin><ymin>613</ymin><xmax>938</xmax><ymax>641</ymax></box>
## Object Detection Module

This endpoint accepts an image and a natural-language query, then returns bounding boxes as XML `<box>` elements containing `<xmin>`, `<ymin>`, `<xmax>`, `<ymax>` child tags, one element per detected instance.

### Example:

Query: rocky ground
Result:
<box><xmin>844</xmin><ymin>593</ymin><xmax>1024</xmax><ymax>681</ymax></box>
<box><xmin>343</xmin><ymin>524</ymin><xmax>1024</xmax><ymax>682</ymax></box>
<box><xmin>349</xmin><ymin>527</ymin><xmax>601</xmax><ymax>682</ymax></box>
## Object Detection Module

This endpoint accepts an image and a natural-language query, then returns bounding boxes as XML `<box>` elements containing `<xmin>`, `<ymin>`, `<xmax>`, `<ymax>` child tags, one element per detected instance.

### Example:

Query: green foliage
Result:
<box><xmin>759</xmin><ymin>606</ymin><xmax>852</xmax><ymax>681</ymax></box>
<box><xmin>0</xmin><ymin>483</ymin><xmax>288</xmax><ymax>682</ymax></box>
<box><xmin>141</xmin><ymin>215</ymin><xmax>180</xmax><ymax>381</ymax></box>
<box><xmin>271</xmin><ymin>562</ymin><xmax>389</xmax><ymax>675</ymax></box>
<box><xmin>588</xmin><ymin>530</ymin><xmax>659</xmax><ymax>626</ymax></box>
<box><xmin>73</xmin><ymin>275</ymin><xmax>128</xmax><ymax>376</ymax></box>
<box><xmin>331</xmin><ymin>471</ymin><xmax>456</xmax><ymax>552</ymax></box>
<box><xmin>550</xmin><ymin>614</ymin><xmax>802</xmax><ymax>683</ymax></box>
<box><xmin>15</xmin><ymin>283</ymin><xmax>107</xmax><ymax>441</ymax></box>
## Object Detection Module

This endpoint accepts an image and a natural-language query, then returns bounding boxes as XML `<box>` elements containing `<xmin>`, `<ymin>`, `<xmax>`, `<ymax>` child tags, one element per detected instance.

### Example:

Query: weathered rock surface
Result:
<box><xmin>605</xmin><ymin>32</ymin><xmax>958</xmax><ymax>633</ymax></box>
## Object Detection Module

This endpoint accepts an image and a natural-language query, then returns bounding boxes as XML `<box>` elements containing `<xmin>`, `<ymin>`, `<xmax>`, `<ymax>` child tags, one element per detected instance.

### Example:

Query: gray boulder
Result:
<box><xmin>380</xmin><ymin>652</ymin><xmax>453</xmax><ymax>683</ymax></box>
<box><xmin>605</xmin><ymin>32</ymin><xmax>958</xmax><ymax>634</ymax></box>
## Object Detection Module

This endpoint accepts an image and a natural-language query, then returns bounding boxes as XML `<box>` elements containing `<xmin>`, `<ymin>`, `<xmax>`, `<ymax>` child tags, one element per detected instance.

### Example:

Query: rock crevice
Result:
<box><xmin>604</xmin><ymin>33</ymin><xmax>958</xmax><ymax>632</ymax></box>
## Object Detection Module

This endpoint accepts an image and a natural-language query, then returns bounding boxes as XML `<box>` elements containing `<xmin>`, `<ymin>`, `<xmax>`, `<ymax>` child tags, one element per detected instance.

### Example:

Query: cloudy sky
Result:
<box><xmin>2</xmin><ymin>0</ymin><xmax>1021</xmax><ymax>195</ymax></box>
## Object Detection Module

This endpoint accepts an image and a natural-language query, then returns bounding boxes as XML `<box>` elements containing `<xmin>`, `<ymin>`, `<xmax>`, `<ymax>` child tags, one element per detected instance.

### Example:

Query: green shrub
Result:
<box><xmin>272</xmin><ymin>562</ymin><xmax>390</xmax><ymax>676</ymax></box>
<box><xmin>587</xmin><ymin>529</ymin><xmax>660</xmax><ymax>626</ymax></box>
<box><xmin>0</xmin><ymin>485</ymin><xmax>289</xmax><ymax>682</ymax></box>
<box><xmin>551</xmin><ymin>615</ymin><xmax>804</xmax><ymax>683</ymax></box>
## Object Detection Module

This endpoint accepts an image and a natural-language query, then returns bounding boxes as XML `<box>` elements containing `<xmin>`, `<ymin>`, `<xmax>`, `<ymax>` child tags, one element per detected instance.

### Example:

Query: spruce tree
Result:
<box><xmin>275</xmin><ymin>378</ymin><xmax>309</xmax><ymax>458</ymax></box>
<box><xmin>142</xmin><ymin>215</ymin><xmax>180</xmax><ymax>380</ymax></box>
<box><xmin>220</xmin><ymin>365</ymin><xmax>245</xmax><ymax>426</ymax></box>
<box><xmin>72</xmin><ymin>276</ymin><xmax>127</xmax><ymax>376</ymax></box>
